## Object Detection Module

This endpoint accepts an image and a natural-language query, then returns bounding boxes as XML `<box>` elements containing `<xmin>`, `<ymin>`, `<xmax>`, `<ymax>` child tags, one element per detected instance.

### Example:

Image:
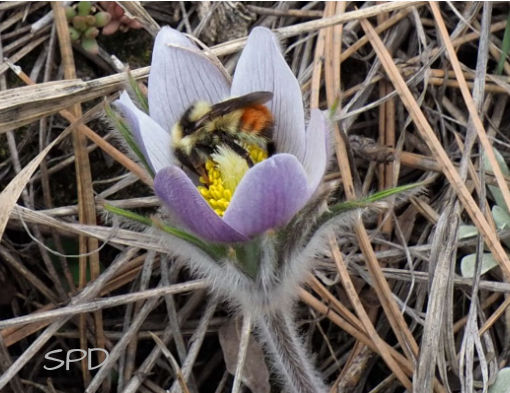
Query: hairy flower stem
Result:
<box><xmin>255</xmin><ymin>311</ymin><xmax>326</xmax><ymax>393</ymax></box>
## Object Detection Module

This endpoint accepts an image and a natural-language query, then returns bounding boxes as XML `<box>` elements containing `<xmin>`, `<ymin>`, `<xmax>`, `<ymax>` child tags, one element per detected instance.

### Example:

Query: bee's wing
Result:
<box><xmin>194</xmin><ymin>91</ymin><xmax>273</xmax><ymax>128</ymax></box>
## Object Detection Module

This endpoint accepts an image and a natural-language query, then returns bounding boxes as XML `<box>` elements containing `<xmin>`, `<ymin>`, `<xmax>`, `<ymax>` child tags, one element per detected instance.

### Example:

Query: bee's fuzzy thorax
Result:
<box><xmin>204</xmin><ymin>110</ymin><xmax>243</xmax><ymax>134</ymax></box>
<box><xmin>189</xmin><ymin>101</ymin><xmax>212</xmax><ymax>122</ymax></box>
<box><xmin>171</xmin><ymin>123</ymin><xmax>183</xmax><ymax>146</ymax></box>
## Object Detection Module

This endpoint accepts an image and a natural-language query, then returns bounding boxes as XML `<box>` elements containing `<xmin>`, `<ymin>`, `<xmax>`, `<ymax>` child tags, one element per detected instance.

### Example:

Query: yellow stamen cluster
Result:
<box><xmin>198</xmin><ymin>161</ymin><xmax>232</xmax><ymax>216</ymax></box>
<box><xmin>246</xmin><ymin>144</ymin><xmax>268</xmax><ymax>163</ymax></box>
<box><xmin>197</xmin><ymin>144</ymin><xmax>268</xmax><ymax>216</ymax></box>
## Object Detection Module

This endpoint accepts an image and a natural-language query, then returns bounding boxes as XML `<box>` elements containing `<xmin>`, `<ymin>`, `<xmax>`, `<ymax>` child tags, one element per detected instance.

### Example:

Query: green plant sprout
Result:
<box><xmin>458</xmin><ymin>147</ymin><xmax>510</xmax><ymax>278</ymax></box>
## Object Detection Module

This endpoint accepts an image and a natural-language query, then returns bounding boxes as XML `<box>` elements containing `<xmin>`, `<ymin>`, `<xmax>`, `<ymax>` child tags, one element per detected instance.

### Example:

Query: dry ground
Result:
<box><xmin>1</xmin><ymin>2</ymin><xmax>510</xmax><ymax>393</ymax></box>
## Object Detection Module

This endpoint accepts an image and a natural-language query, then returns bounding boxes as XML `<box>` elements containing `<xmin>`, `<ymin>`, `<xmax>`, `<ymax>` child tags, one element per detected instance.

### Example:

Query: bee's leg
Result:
<box><xmin>175</xmin><ymin>148</ymin><xmax>210</xmax><ymax>183</ymax></box>
<box><xmin>259</xmin><ymin>124</ymin><xmax>274</xmax><ymax>140</ymax></box>
<box><xmin>266</xmin><ymin>141</ymin><xmax>275</xmax><ymax>156</ymax></box>
<box><xmin>197</xmin><ymin>166</ymin><xmax>210</xmax><ymax>184</ymax></box>
<box><xmin>174</xmin><ymin>148</ymin><xmax>195</xmax><ymax>173</ymax></box>
<box><xmin>190</xmin><ymin>152</ymin><xmax>210</xmax><ymax>184</ymax></box>
<box><xmin>259</xmin><ymin>124</ymin><xmax>275</xmax><ymax>156</ymax></box>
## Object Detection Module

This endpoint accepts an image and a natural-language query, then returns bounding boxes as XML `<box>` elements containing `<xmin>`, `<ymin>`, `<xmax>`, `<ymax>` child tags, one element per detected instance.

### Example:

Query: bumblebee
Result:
<box><xmin>171</xmin><ymin>91</ymin><xmax>275</xmax><ymax>180</ymax></box>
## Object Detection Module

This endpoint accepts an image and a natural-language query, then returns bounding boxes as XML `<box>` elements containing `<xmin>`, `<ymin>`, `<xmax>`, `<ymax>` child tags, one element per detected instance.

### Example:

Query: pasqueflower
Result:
<box><xmin>107</xmin><ymin>25</ymin><xmax>425</xmax><ymax>393</ymax></box>
<box><xmin>114</xmin><ymin>26</ymin><xmax>329</xmax><ymax>244</ymax></box>
<box><xmin>107</xmin><ymin>25</ymin><xmax>422</xmax><ymax>393</ymax></box>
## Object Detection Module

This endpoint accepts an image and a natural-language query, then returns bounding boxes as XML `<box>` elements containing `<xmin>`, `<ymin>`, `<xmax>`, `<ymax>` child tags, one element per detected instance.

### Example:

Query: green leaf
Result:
<box><xmin>489</xmin><ymin>367</ymin><xmax>510</xmax><ymax>393</ymax></box>
<box><xmin>83</xmin><ymin>26</ymin><xmax>99</xmax><ymax>39</ymax></box>
<box><xmin>328</xmin><ymin>97</ymin><xmax>340</xmax><ymax>120</ymax></box>
<box><xmin>81</xmin><ymin>37</ymin><xmax>99</xmax><ymax>55</ymax></box>
<box><xmin>361</xmin><ymin>182</ymin><xmax>425</xmax><ymax>203</ymax></box>
<box><xmin>65</xmin><ymin>6</ymin><xmax>77</xmax><ymax>21</ymax></box>
<box><xmin>77</xmin><ymin>1</ymin><xmax>92</xmax><ymax>16</ymax></box>
<box><xmin>152</xmin><ymin>217</ymin><xmax>227</xmax><ymax>260</ymax></box>
<box><xmin>48</xmin><ymin>238</ymin><xmax>105</xmax><ymax>289</ymax></box>
<box><xmin>103</xmin><ymin>203</ymin><xmax>227</xmax><ymax>260</ymax></box>
<box><xmin>485</xmin><ymin>147</ymin><xmax>510</xmax><ymax>176</ymax></box>
<box><xmin>483</xmin><ymin>147</ymin><xmax>510</xmax><ymax>212</ymax></box>
<box><xmin>458</xmin><ymin>224</ymin><xmax>478</xmax><ymax>240</ymax></box>
<box><xmin>95</xmin><ymin>11</ymin><xmax>112</xmax><ymax>28</ymax></box>
<box><xmin>104</xmin><ymin>203</ymin><xmax>153</xmax><ymax>226</ymax></box>
<box><xmin>492</xmin><ymin>205</ymin><xmax>510</xmax><ymax>248</ymax></box>
<box><xmin>72</xmin><ymin>15</ymin><xmax>88</xmax><ymax>31</ymax></box>
<box><xmin>127</xmin><ymin>71</ymin><xmax>149</xmax><ymax>113</ymax></box>
<box><xmin>460</xmin><ymin>253</ymin><xmax>499</xmax><ymax>278</ymax></box>
<box><xmin>328</xmin><ymin>182</ymin><xmax>424</xmax><ymax>217</ymax></box>
<box><xmin>104</xmin><ymin>102</ymin><xmax>154</xmax><ymax>177</ymax></box>
<box><xmin>69</xmin><ymin>27</ymin><xmax>81</xmax><ymax>42</ymax></box>
<box><xmin>311</xmin><ymin>182</ymin><xmax>424</xmax><ymax>237</ymax></box>
<box><xmin>493</xmin><ymin>205</ymin><xmax>510</xmax><ymax>230</ymax></box>
<box><xmin>496</xmin><ymin>12</ymin><xmax>510</xmax><ymax>75</ymax></box>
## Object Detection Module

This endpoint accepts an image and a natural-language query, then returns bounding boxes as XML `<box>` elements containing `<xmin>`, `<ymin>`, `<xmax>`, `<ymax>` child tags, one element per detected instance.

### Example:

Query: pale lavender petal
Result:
<box><xmin>154</xmin><ymin>166</ymin><xmax>248</xmax><ymax>243</ymax></box>
<box><xmin>302</xmin><ymin>109</ymin><xmax>329</xmax><ymax>194</ymax></box>
<box><xmin>114</xmin><ymin>92</ymin><xmax>175</xmax><ymax>172</ymax></box>
<box><xmin>231</xmin><ymin>27</ymin><xmax>306</xmax><ymax>160</ymax></box>
<box><xmin>148</xmin><ymin>26</ymin><xmax>230</xmax><ymax>133</ymax></box>
<box><xmin>223</xmin><ymin>154</ymin><xmax>309</xmax><ymax>237</ymax></box>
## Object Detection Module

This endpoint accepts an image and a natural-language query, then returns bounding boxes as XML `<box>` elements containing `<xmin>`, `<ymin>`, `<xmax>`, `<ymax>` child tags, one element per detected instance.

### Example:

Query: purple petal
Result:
<box><xmin>223</xmin><ymin>154</ymin><xmax>309</xmax><ymax>237</ymax></box>
<box><xmin>231</xmin><ymin>27</ymin><xmax>306</xmax><ymax>161</ymax></box>
<box><xmin>154</xmin><ymin>166</ymin><xmax>248</xmax><ymax>243</ymax></box>
<box><xmin>148</xmin><ymin>27</ymin><xmax>230</xmax><ymax>133</ymax></box>
<box><xmin>114</xmin><ymin>92</ymin><xmax>174</xmax><ymax>173</ymax></box>
<box><xmin>302</xmin><ymin>109</ymin><xmax>329</xmax><ymax>194</ymax></box>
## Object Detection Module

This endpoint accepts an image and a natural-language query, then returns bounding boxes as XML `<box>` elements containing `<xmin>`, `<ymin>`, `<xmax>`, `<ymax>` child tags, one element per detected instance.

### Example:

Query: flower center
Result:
<box><xmin>197</xmin><ymin>144</ymin><xmax>268</xmax><ymax>216</ymax></box>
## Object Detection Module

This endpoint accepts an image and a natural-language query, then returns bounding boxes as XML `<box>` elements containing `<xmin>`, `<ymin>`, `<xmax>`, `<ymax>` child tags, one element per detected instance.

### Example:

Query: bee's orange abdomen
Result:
<box><xmin>240</xmin><ymin>105</ymin><xmax>273</xmax><ymax>133</ymax></box>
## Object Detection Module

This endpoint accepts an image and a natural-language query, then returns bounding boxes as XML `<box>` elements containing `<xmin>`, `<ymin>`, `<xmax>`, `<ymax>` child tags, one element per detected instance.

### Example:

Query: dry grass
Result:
<box><xmin>1</xmin><ymin>2</ymin><xmax>510</xmax><ymax>392</ymax></box>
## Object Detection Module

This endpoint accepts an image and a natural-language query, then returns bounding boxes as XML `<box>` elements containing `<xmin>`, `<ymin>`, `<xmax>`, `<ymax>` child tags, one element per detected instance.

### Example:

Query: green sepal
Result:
<box><xmin>232</xmin><ymin>238</ymin><xmax>263</xmax><ymax>280</ymax></box>
<box><xmin>104</xmin><ymin>101</ymin><xmax>154</xmax><ymax>177</ymax></box>
<box><xmin>127</xmin><ymin>71</ymin><xmax>149</xmax><ymax>113</ymax></box>
<box><xmin>103</xmin><ymin>203</ymin><xmax>228</xmax><ymax>260</ymax></box>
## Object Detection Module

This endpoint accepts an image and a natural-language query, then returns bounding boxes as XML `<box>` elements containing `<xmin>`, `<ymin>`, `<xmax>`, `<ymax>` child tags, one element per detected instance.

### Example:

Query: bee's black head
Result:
<box><xmin>178</xmin><ymin>101</ymin><xmax>212</xmax><ymax>136</ymax></box>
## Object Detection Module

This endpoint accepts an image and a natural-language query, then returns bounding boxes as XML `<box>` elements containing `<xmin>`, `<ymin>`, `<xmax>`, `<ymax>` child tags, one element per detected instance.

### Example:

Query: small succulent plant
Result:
<box><xmin>66</xmin><ymin>1</ymin><xmax>111</xmax><ymax>54</ymax></box>
<box><xmin>99</xmin><ymin>2</ymin><xmax>143</xmax><ymax>35</ymax></box>
<box><xmin>66</xmin><ymin>1</ymin><xmax>142</xmax><ymax>55</ymax></box>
